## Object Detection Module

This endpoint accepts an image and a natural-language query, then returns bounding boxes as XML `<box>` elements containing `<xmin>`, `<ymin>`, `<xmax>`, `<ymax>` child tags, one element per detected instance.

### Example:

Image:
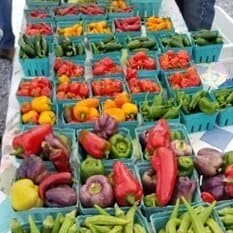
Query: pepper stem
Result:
<box><xmin>88</xmin><ymin>182</ymin><xmax>102</xmax><ymax>195</ymax></box>
<box><xmin>126</xmin><ymin>194</ymin><xmax>136</xmax><ymax>205</ymax></box>
<box><xmin>10</xmin><ymin>147</ymin><xmax>24</xmax><ymax>157</ymax></box>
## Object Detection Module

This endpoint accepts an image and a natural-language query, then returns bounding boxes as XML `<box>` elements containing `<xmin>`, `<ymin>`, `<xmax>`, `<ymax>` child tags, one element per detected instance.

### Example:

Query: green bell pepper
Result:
<box><xmin>109</xmin><ymin>134</ymin><xmax>132</xmax><ymax>159</ymax></box>
<box><xmin>178</xmin><ymin>156</ymin><xmax>194</xmax><ymax>177</ymax></box>
<box><xmin>80</xmin><ymin>156</ymin><xmax>105</xmax><ymax>182</ymax></box>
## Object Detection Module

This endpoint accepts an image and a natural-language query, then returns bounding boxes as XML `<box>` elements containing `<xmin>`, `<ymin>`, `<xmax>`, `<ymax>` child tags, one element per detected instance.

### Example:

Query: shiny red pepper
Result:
<box><xmin>78</xmin><ymin>130</ymin><xmax>111</xmax><ymax>159</ymax></box>
<box><xmin>201</xmin><ymin>192</ymin><xmax>216</xmax><ymax>203</ymax></box>
<box><xmin>224</xmin><ymin>164</ymin><xmax>233</xmax><ymax>197</ymax></box>
<box><xmin>113</xmin><ymin>161</ymin><xmax>143</xmax><ymax>206</ymax></box>
<box><xmin>146</xmin><ymin>119</ymin><xmax>171</xmax><ymax>156</ymax></box>
<box><xmin>11</xmin><ymin>125</ymin><xmax>53</xmax><ymax>157</ymax></box>
<box><xmin>151</xmin><ymin>147</ymin><xmax>177</xmax><ymax>206</ymax></box>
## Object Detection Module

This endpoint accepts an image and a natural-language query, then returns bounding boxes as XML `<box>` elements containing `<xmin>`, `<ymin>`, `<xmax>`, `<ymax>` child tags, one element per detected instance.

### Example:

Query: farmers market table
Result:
<box><xmin>0</xmin><ymin>0</ymin><xmax>233</xmax><ymax>232</ymax></box>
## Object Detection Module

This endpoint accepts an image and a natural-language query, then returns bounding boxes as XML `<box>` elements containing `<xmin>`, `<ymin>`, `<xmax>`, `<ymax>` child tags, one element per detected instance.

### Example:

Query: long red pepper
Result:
<box><xmin>113</xmin><ymin>161</ymin><xmax>143</xmax><ymax>206</ymax></box>
<box><xmin>151</xmin><ymin>147</ymin><xmax>177</xmax><ymax>206</ymax></box>
<box><xmin>11</xmin><ymin>124</ymin><xmax>53</xmax><ymax>157</ymax></box>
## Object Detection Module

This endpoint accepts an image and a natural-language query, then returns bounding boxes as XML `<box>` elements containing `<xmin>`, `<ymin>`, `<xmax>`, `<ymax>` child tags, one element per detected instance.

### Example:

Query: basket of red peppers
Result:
<box><xmin>9</xmin><ymin>125</ymin><xmax>78</xmax><ymax>212</ymax></box>
<box><xmin>135</xmin><ymin>119</ymin><xmax>200</xmax><ymax>217</ymax></box>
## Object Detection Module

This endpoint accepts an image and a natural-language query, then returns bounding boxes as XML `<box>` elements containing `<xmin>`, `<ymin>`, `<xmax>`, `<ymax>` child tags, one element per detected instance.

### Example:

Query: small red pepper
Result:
<box><xmin>146</xmin><ymin>119</ymin><xmax>171</xmax><ymax>156</ymax></box>
<box><xmin>112</xmin><ymin>161</ymin><xmax>143</xmax><ymax>206</ymax></box>
<box><xmin>11</xmin><ymin>125</ymin><xmax>53</xmax><ymax>157</ymax></box>
<box><xmin>201</xmin><ymin>192</ymin><xmax>216</xmax><ymax>203</ymax></box>
<box><xmin>151</xmin><ymin>147</ymin><xmax>177</xmax><ymax>206</ymax></box>
<box><xmin>224</xmin><ymin>164</ymin><xmax>233</xmax><ymax>197</ymax></box>
<box><xmin>78</xmin><ymin>130</ymin><xmax>111</xmax><ymax>159</ymax></box>
<box><xmin>39</xmin><ymin>172</ymin><xmax>72</xmax><ymax>200</ymax></box>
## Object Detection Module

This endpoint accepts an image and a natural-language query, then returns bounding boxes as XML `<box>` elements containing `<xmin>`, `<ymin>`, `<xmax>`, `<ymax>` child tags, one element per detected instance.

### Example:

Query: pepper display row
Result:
<box><xmin>25</xmin><ymin>22</ymin><xmax>53</xmax><ymax>36</ymax></box>
<box><xmin>11</xmin><ymin>210</ymin><xmax>78</xmax><ymax>233</ymax></box>
<box><xmin>153</xmin><ymin>198</ymin><xmax>223</xmax><ymax>233</ymax></box>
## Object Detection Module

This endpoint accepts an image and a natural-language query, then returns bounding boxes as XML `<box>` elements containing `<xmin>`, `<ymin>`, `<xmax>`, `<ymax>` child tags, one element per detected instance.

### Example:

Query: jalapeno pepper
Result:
<box><xmin>178</xmin><ymin>156</ymin><xmax>194</xmax><ymax>177</ymax></box>
<box><xmin>109</xmin><ymin>134</ymin><xmax>132</xmax><ymax>159</ymax></box>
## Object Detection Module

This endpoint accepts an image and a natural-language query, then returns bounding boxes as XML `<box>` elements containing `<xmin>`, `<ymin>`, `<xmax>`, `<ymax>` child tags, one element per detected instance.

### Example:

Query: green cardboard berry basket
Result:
<box><xmin>78</xmin><ymin>161</ymin><xmax>142</xmax><ymax>215</ymax></box>
<box><xmin>135</xmin><ymin>122</ymin><xmax>191</xmax><ymax>160</ymax></box>
<box><xmin>9</xmin><ymin>126</ymin><xmax>79</xmax><ymax>220</ymax></box>
<box><xmin>77</xmin><ymin>127</ymin><xmax>135</xmax><ymax>163</ymax></box>
<box><xmin>136</xmin><ymin>161</ymin><xmax>201</xmax><ymax>218</ymax></box>
<box><xmin>26</xmin><ymin>0</ymin><xmax>60</xmax><ymax>8</ymax></box>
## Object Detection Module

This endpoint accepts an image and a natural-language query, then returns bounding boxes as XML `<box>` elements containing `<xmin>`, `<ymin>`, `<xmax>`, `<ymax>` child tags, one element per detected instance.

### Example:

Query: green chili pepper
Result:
<box><xmin>198</xmin><ymin>97</ymin><xmax>218</xmax><ymax>114</ymax></box>
<box><xmin>109</xmin><ymin>134</ymin><xmax>132</xmax><ymax>159</ymax></box>
<box><xmin>94</xmin><ymin>204</ymin><xmax>110</xmax><ymax>216</ymax></box>
<box><xmin>114</xmin><ymin>203</ymin><xmax>125</xmax><ymax>218</ymax></box>
<box><xmin>133</xmin><ymin>224</ymin><xmax>147</xmax><ymax>233</ymax></box>
<box><xmin>181</xmin><ymin>197</ymin><xmax>206</xmax><ymax>233</ymax></box>
<box><xmin>170</xmin><ymin>130</ymin><xmax>184</xmax><ymax>140</ymax></box>
<box><xmin>141</xmin><ymin>105</ymin><xmax>168</xmax><ymax>120</ymax></box>
<box><xmin>109</xmin><ymin>226</ymin><xmax>123</xmax><ymax>233</ymax></box>
<box><xmin>92</xmin><ymin>225</ymin><xmax>112</xmax><ymax>233</ymax></box>
<box><xmin>219</xmin><ymin>207</ymin><xmax>233</xmax><ymax>215</ymax></box>
<box><xmin>162</xmin><ymin>100</ymin><xmax>182</xmax><ymax>119</ymax></box>
<box><xmin>158</xmin><ymin>229</ymin><xmax>166</xmax><ymax>233</ymax></box>
<box><xmin>198</xmin><ymin>201</ymin><xmax>216</xmax><ymax>224</ymax></box>
<box><xmin>85</xmin><ymin>215</ymin><xmax>129</xmax><ymax>226</ymax></box>
<box><xmin>124</xmin><ymin>203</ymin><xmax>137</xmax><ymax>233</ymax></box>
<box><xmin>152</xmin><ymin>92</ymin><xmax>164</xmax><ymax>106</ymax></box>
<box><xmin>80</xmin><ymin>156</ymin><xmax>105</xmax><ymax>182</ymax></box>
<box><xmin>178</xmin><ymin>156</ymin><xmax>194</xmax><ymax>177</ymax></box>
<box><xmin>189</xmin><ymin>90</ymin><xmax>207</xmax><ymax>110</ymax></box>
<box><xmin>178</xmin><ymin>212</ymin><xmax>191</xmax><ymax>233</ymax></box>
<box><xmin>206</xmin><ymin>218</ymin><xmax>223</xmax><ymax>233</ymax></box>
<box><xmin>143</xmin><ymin>194</ymin><xmax>158</xmax><ymax>207</ymax></box>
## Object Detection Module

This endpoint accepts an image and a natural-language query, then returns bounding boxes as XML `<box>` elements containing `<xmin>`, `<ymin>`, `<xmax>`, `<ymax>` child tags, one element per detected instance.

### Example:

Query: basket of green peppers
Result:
<box><xmin>211</xmin><ymin>87</ymin><xmax>233</xmax><ymax>127</ymax></box>
<box><xmin>150</xmin><ymin>199</ymin><xmax>225</xmax><ymax>233</ymax></box>
<box><xmin>176</xmin><ymin>90</ymin><xmax>219</xmax><ymax>133</ymax></box>
<box><xmin>139</xmin><ymin>92</ymin><xmax>181</xmax><ymax>124</ymax></box>
<box><xmin>159</xmin><ymin>32</ymin><xmax>192</xmax><ymax>55</ymax></box>
<box><xmin>191</xmin><ymin>29</ymin><xmax>224</xmax><ymax>63</ymax></box>
<box><xmin>217</xmin><ymin>202</ymin><xmax>233</xmax><ymax>232</ymax></box>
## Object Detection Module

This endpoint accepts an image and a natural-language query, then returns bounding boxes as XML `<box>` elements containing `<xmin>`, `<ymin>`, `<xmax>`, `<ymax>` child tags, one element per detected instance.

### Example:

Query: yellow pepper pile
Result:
<box><xmin>87</xmin><ymin>21</ymin><xmax>111</xmax><ymax>34</ymax></box>
<box><xmin>146</xmin><ymin>17</ymin><xmax>172</xmax><ymax>31</ymax></box>
<box><xmin>20</xmin><ymin>96</ymin><xmax>56</xmax><ymax>125</ymax></box>
<box><xmin>57</xmin><ymin>22</ymin><xmax>83</xmax><ymax>37</ymax></box>
<box><xmin>72</xmin><ymin>98</ymin><xmax>100</xmax><ymax>122</ymax></box>
<box><xmin>103</xmin><ymin>92</ymin><xmax>138</xmax><ymax>122</ymax></box>
<box><xmin>111</xmin><ymin>0</ymin><xmax>128</xmax><ymax>10</ymax></box>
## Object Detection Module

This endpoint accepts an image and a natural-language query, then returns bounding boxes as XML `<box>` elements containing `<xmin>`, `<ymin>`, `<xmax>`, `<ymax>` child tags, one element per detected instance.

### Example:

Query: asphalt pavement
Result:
<box><xmin>0</xmin><ymin>0</ymin><xmax>232</xmax><ymax>146</ymax></box>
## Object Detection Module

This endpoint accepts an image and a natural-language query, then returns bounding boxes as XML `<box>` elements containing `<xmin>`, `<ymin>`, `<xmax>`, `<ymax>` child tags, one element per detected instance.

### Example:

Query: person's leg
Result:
<box><xmin>182</xmin><ymin>0</ymin><xmax>216</xmax><ymax>31</ymax></box>
<box><xmin>0</xmin><ymin>0</ymin><xmax>15</xmax><ymax>60</ymax></box>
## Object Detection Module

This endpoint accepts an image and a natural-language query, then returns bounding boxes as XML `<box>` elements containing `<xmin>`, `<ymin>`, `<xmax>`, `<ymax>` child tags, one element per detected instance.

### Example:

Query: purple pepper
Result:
<box><xmin>80</xmin><ymin>175</ymin><xmax>114</xmax><ymax>208</ymax></box>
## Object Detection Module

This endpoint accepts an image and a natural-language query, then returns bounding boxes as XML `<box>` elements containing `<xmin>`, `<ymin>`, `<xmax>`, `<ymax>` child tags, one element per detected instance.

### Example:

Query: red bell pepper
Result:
<box><xmin>146</xmin><ymin>119</ymin><xmax>171</xmax><ymax>156</ymax></box>
<box><xmin>113</xmin><ymin>161</ymin><xmax>143</xmax><ymax>206</ymax></box>
<box><xmin>151</xmin><ymin>147</ymin><xmax>177</xmax><ymax>206</ymax></box>
<box><xmin>39</xmin><ymin>172</ymin><xmax>72</xmax><ymax>200</ymax></box>
<box><xmin>11</xmin><ymin>125</ymin><xmax>53</xmax><ymax>157</ymax></box>
<box><xmin>78</xmin><ymin>130</ymin><xmax>111</xmax><ymax>159</ymax></box>
<box><xmin>201</xmin><ymin>192</ymin><xmax>216</xmax><ymax>203</ymax></box>
<box><xmin>224</xmin><ymin>164</ymin><xmax>233</xmax><ymax>197</ymax></box>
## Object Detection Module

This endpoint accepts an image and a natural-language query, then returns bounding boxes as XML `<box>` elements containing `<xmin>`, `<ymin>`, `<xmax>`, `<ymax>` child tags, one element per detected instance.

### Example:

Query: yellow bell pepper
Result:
<box><xmin>122</xmin><ymin>103</ymin><xmax>138</xmax><ymax>119</ymax></box>
<box><xmin>39</xmin><ymin>111</ymin><xmax>56</xmax><ymax>125</ymax></box>
<box><xmin>103</xmin><ymin>108</ymin><xmax>126</xmax><ymax>122</ymax></box>
<box><xmin>10</xmin><ymin>179</ymin><xmax>43</xmax><ymax>211</ymax></box>
<box><xmin>31</xmin><ymin>96</ymin><xmax>51</xmax><ymax>113</ymax></box>
<box><xmin>73</xmin><ymin>105</ymin><xmax>90</xmax><ymax>122</ymax></box>
<box><xmin>88</xmin><ymin>107</ymin><xmax>100</xmax><ymax>121</ymax></box>
<box><xmin>58</xmin><ymin>75</ymin><xmax>70</xmax><ymax>84</ymax></box>
<box><xmin>22</xmin><ymin>110</ymin><xmax>39</xmax><ymax>124</ymax></box>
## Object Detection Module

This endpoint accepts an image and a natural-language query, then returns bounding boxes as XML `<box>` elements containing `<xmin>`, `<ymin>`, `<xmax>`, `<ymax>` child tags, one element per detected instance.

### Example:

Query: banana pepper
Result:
<box><xmin>31</xmin><ymin>96</ymin><xmax>51</xmax><ymax>113</ymax></box>
<box><xmin>22</xmin><ymin>110</ymin><xmax>39</xmax><ymax>124</ymax></box>
<box><xmin>10</xmin><ymin>179</ymin><xmax>43</xmax><ymax>211</ymax></box>
<box><xmin>39</xmin><ymin>110</ymin><xmax>56</xmax><ymax>125</ymax></box>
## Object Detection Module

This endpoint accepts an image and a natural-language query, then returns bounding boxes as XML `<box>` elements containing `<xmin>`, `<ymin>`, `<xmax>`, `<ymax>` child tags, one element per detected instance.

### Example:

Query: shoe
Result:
<box><xmin>0</xmin><ymin>48</ymin><xmax>15</xmax><ymax>61</ymax></box>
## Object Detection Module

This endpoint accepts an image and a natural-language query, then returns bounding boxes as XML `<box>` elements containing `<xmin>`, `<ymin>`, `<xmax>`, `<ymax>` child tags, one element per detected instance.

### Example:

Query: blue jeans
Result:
<box><xmin>0</xmin><ymin>0</ymin><xmax>14</xmax><ymax>49</ymax></box>
<box><xmin>176</xmin><ymin>0</ymin><xmax>216</xmax><ymax>31</ymax></box>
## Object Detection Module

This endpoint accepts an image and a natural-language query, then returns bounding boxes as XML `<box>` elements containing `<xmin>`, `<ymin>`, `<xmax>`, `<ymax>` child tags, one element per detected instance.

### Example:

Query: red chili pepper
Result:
<box><xmin>39</xmin><ymin>172</ymin><xmax>72</xmax><ymax>200</ymax></box>
<box><xmin>201</xmin><ymin>192</ymin><xmax>216</xmax><ymax>203</ymax></box>
<box><xmin>151</xmin><ymin>147</ymin><xmax>177</xmax><ymax>206</ymax></box>
<box><xmin>224</xmin><ymin>164</ymin><xmax>233</xmax><ymax>197</ymax></box>
<box><xmin>11</xmin><ymin>125</ymin><xmax>53</xmax><ymax>157</ymax></box>
<box><xmin>78</xmin><ymin>130</ymin><xmax>111</xmax><ymax>159</ymax></box>
<box><xmin>146</xmin><ymin>119</ymin><xmax>171</xmax><ymax>156</ymax></box>
<box><xmin>113</xmin><ymin>161</ymin><xmax>143</xmax><ymax>206</ymax></box>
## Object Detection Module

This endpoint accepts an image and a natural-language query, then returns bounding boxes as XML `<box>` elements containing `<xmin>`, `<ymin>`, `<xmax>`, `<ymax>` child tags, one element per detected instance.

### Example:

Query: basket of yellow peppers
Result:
<box><xmin>20</xmin><ymin>96</ymin><xmax>57</xmax><ymax>125</ymax></box>
<box><xmin>102</xmin><ymin>92</ymin><xmax>139</xmax><ymax>132</ymax></box>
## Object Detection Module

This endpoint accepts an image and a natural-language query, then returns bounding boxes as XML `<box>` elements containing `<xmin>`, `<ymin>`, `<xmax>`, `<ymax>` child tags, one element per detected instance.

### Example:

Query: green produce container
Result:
<box><xmin>135</xmin><ymin>122</ymin><xmax>190</xmax><ymax>160</ymax></box>
<box><xmin>10</xmin><ymin>127</ymin><xmax>79</xmax><ymax>220</ymax></box>
<box><xmin>79</xmin><ymin>161</ymin><xmax>142</xmax><ymax>215</ymax></box>
<box><xmin>136</xmin><ymin>161</ymin><xmax>201</xmax><ymax>218</ymax></box>
<box><xmin>77</xmin><ymin>127</ymin><xmax>135</xmax><ymax>162</ymax></box>
<box><xmin>150</xmin><ymin>203</ymin><xmax>224</xmax><ymax>233</ymax></box>
<box><xmin>26</xmin><ymin>0</ymin><xmax>60</xmax><ymax>8</ymax></box>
